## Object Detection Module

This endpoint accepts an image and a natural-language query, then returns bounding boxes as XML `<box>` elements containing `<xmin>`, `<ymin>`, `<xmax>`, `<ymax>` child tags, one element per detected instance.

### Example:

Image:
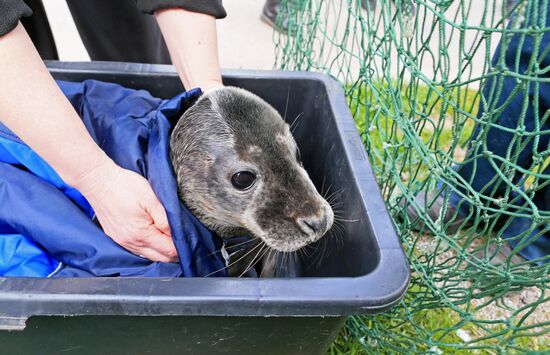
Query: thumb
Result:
<box><xmin>146</xmin><ymin>193</ymin><xmax>172</xmax><ymax>237</ymax></box>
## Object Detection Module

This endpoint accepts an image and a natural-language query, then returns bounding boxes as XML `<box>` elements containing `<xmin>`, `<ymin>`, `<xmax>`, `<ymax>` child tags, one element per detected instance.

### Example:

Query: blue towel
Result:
<box><xmin>0</xmin><ymin>80</ymin><xmax>226</xmax><ymax>277</ymax></box>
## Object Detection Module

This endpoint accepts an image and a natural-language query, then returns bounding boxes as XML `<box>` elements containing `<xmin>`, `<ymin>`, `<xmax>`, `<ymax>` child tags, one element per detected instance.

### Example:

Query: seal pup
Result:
<box><xmin>170</xmin><ymin>87</ymin><xmax>334</xmax><ymax>276</ymax></box>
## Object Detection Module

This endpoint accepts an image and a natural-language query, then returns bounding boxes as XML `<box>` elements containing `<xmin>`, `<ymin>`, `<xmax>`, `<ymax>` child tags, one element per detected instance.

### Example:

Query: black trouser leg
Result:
<box><xmin>21</xmin><ymin>0</ymin><xmax>58</xmax><ymax>60</ymax></box>
<box><xmin>66</xmin><ymin>0</ymin><xmax>171</xmax><ymax>64</ymax></box>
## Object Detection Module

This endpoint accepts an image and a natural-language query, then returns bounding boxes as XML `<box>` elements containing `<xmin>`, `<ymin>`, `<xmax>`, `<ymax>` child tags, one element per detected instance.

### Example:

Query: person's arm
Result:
<box><xmin>0</xmin><ymin>23</ymin><xmax>177</xmax><ymax>262</ymax></box>
<box><xmin>155</xmin><ymin>8</ymin><xmax>223</xmax><ymax>91</ymax></box>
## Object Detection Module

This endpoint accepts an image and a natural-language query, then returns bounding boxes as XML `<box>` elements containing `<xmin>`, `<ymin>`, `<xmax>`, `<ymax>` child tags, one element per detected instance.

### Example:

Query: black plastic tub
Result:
<box><xmin>0</xmin><ymin>61</ymin><xmax>409</xmax><ymax>355</ymax></box>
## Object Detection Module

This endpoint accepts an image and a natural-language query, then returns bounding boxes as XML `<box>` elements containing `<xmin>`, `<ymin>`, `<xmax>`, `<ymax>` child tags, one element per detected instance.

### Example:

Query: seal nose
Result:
<box><xmin>297</xmin><ymin>214</ymin><xmax>328</xmax><ymax>235</ymax></box>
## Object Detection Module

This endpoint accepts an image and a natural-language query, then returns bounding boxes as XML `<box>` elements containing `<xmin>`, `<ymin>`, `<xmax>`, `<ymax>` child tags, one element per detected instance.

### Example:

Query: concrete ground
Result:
<box><xmin>42</xmin><ymin>0</ymin><xmax>277</xmax><ymax>70</ymax></box>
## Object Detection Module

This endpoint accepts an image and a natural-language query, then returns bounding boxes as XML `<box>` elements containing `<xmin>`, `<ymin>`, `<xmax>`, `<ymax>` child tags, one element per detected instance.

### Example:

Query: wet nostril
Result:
<box><xmin>303</xmin><ymin>220</ymin><xmax>316</xmax><ymax>232</ymax></box>
<box><xmin>297</xmin><ymin>215</ymin><xmax>327</xmax><ymax>235</ymax></box>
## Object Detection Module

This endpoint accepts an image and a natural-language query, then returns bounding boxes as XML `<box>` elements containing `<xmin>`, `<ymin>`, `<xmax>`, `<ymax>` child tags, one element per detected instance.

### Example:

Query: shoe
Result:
<box><xmin>261</xmin><ymin>0</ymin><xmax>289</xmax><ymax>33</ymax></box>
<box><xmin>361</xmin><ymin>0</ymin><xmax>377</xmax><ymax>11</ymax></box>
<box><xmin>402</xmin><ymin>191</ymin><xmax>471</xmax><ymax>234</ymax></box>
<box><xmin>473</xmin><ymin>242</ymin><xmax>527</xmax><ymax>266</ymax></box>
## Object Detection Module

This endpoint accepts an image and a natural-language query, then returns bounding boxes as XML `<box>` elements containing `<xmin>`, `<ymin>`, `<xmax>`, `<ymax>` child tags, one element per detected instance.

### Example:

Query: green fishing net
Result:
<box><xmin>274</xmin><ymin>0</ymin><xmax>549</xmax><ymax>353</ymax></box>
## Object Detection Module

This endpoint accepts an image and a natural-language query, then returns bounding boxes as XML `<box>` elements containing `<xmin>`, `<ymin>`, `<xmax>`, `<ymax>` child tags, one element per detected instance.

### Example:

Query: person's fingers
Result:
<box><xmin>145</xmin><ymin>192</ymin><xmax>172</xmax><ymax>237</ymax></box>
<box><xmin>143</xmin><ymin>228</ymin><xmax>179</xmax><ymax>262</ymax></box>
<box><xmin>138</xmin><ymin>246</ymin><xmax>178</xmax><ymax>263</ymax></box>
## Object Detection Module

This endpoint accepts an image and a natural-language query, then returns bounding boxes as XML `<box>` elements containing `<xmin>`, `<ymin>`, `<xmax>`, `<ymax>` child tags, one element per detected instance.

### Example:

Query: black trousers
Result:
<box><xmin>21</xmin><ymin>0</ymin><xmax>171</xmax><ymax>64</ymax></box>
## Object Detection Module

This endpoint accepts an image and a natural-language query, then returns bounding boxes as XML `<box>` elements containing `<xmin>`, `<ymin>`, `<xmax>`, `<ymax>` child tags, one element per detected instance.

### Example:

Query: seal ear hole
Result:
<box><xmin>231</xmin><ymin>171</ymin><xmax>256</xmax><ymax>190</ymax></box>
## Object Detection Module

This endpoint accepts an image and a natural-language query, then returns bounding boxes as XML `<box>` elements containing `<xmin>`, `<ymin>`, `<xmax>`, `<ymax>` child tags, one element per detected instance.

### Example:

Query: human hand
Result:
<box><xmin>73</xmin><ymin>160</ymin><xmax>178</xmax><ymax>263</ymax></box>
<box><xmin>0</xmin><ymin>23</ymin><xmax>177</xmax><ymax>263</ymax></box>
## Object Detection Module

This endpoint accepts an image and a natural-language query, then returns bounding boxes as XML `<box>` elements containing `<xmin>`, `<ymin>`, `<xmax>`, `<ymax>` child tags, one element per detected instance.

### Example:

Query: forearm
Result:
<box><xmin>0</xmin><ymin>23</ymin><xmax>113</xmax><ymax>188</ymax></box>
<box><xmin>155</xmin><ymin>8</ymin><xmax>223</xmax><ymax>91</ymax></box>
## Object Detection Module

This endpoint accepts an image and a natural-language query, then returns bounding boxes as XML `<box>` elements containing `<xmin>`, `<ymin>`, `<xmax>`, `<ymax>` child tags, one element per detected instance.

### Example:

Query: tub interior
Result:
<box><xmin>47</xmin><ymin>69</ymin><xmax>381</xmax><ymax>278</ymax></box>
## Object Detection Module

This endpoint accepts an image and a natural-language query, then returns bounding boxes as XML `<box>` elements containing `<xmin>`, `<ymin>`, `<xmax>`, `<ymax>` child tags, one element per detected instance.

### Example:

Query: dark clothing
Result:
<box><xmin>19</xmin><ymin>0</ymin><xmax>57</xmax><ymax>59</ymax></box>
<box><xmin>0</xmin><ymin>0</ymin><xmax>225</xmax><ymax>36</ymax></box>
<box><xmin>65</xmin><ymin>0</ymin><xmax>171</xmax><ymax>64</ymax></box>
<box><xmin>0</xmin><ymin>0</ymin><xmax>32</xmax><ymax>36</ymax></box>
<box><xmin>0</xmin><ymin>0</ymin><xmax>225</xmax><ymax>64</ymax></box>
<box><xmin>137</xmin><ymin>0</ymin><xmax>226</xmax><ymax>17</ymax></box>
<box><xmin>449</xmin><ymin>3</ymin><xmax>550</xmax><ymax>262</ymax></box>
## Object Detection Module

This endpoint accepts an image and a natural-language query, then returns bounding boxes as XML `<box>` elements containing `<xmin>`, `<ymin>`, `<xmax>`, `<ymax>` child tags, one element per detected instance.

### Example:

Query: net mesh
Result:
<box><xmin>274</xmin><ymin>0</ymin><xmax>550</xmax><ymax>353</ymax></box>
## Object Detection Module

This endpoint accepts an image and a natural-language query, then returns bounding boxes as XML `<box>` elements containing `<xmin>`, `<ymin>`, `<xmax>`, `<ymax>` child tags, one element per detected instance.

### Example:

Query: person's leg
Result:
<box><xmin>20</xmin><ymin>0</ymin><xmax>58</xmax><ymax>60</ymax></box>
<box><xmin>499</xmin><ymin>161</ymin><xmax>550</xmax><ymax>263</ymax></box>
<box><xmin>450</xmin><ymin>0</ymin><xmax>550</xmax><ymax>211</ymax></box>
<box><xmin>453</xmin><ymin>3</ymin><xmax>550</xmax><ymax>263</ymax></box>
<box><xmin>66</xmin><ymin>0</ymin><xmax>170</xmax><ymax>64</ymax></box>
<box><xmin>408</xmin><ymin>36</ymin><xmax>539</xmax><ymax>233</ymax></box>
<box><xmin>409</xmin><ymin>2</ymin><xmax>550</xmax><ymax>263</ymax></box>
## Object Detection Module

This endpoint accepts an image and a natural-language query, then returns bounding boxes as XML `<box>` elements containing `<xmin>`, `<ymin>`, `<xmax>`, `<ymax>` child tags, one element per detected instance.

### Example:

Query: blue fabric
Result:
<box><xmin>0</xmin><ymin>80</ymin><xmax>226</xmax><ymax>277</ymax></box>
<box><xmin>448</xmin><ymin>4</ymin><xmax>549</xmax><ymax>263</ymax></box>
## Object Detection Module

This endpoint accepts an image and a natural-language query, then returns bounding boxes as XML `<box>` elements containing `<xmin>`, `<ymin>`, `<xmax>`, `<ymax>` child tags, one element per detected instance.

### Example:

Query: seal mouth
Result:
<box><xmin>259</xmin><ymin>226</ymin><xmax>331</xmax><ymax>253</ymax></box>
<box><xmin>262</xmin><ymin>237</ymin><xmax>312</xmax><ymax>253</ymax></box>
<box><xmin>253</xmin><ymin>203</ymin><xmax>335</xmax><ymax>253</ymax></box>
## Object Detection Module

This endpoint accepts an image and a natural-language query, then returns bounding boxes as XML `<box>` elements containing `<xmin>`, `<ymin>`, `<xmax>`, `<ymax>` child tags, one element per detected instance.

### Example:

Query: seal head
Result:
<box><xmin>170</xmin><ymin>87</ymin><xmax>333</xmax><ymax>252</ymax></box>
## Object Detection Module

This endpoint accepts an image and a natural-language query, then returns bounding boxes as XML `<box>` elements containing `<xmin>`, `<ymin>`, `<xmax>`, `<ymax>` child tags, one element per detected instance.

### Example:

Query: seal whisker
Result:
<box><xmin>328</xmin><ymin>199</ymin><xmax>351</xmax><ymax>221</ymax></box>
<box><xmin>299</xmin><ymin>244</ymin><xmax>311</xmax><ymax>258</ymax></box>
<box><xmin>332</xmin><ymin>219</ymin><xmax>347</xmax><ymax>238</ymax></box>
<box><xmin>290</xmin><ymin>112</ymin><xmax>305</xmax><ymax>134</ymax></box>
<box><xmin>325</xmin><ymin>188</ymin><xmax>344</xmax><ymax>204</ymax></box>
<box><xmin>283</xmin><ymin>85</ymin><xmax>291</xmax><ymax>122</ymax></box>
<box><xmin>256</xmin><ymin>248</ymin><xmax>270</xmax><ymax>271</ymax></box>
<box><xmin>330</xmin><ymin>204</ymin><xmax>354</xmax><ymax>219</ymax></box>
<box><xmin>320</xmin><ymin>176</ymin><xmax>327</xmax><ymax>196</ymax></box>
<box><xmin>289</xmin><ymin>250</ymin><xmax>298</xmax><ymax>274</ymax></box>
<box><xmin>328</xmin><ymin>222</ymin><xmax>345</xmax><ymax>250</ymax></box>
<box><xmin>328</xmin><ymin>198</ymin><xmax>344</xmax><ymax>209</ymax></box>
<box><xmin>205</xmin><ymin>240</ymin><xmax>264</xmax><ymax>277</ymax></box>
<box><xmin>331</xmin><ymin>207</ymin><xmax>345</xmax><ymax>215</ymax></box>
<box><xmin>332</xmin><ymin>210</ymin><xmax>356</xmax><ymax>221</ymax></box>
<box><xmin>332</xmin><ymin>219</ymin><xmax>345</xmax><ymax>232</ymax></box>
<box><xmin>239</xmin><ymin>243</ymin><xmax>269</xmax><ymax>278</ymax></box>
<box><xmin>201</xmin><ymin>238</ymin><xmax>257</xmax><ymax>260</ymax></box>
<box><xmin>284</xmin><ymin>251</ymin><xmax>291</xmax><ymax>271</ymax></box>
<box><xmin>312</xmin><ymin>238</ymin><xmax>328</xmax><ymax>269</ymax></box>
<box><xmin>323</xmin><ymin>184</ymin><xmax>333</xmax><ymax>200</ymax></box>
<box><xmin>327</xmin><ymin>192</ymin><xmax>344</xmax><ymax>204</ymax></box>
<box><xmin>259</xmin><ymin>248</ymin><xmax>275</xmax><ymax>278</ymax></box>
<box><xmin>307</xmin><ymin>221</ymin><xmax>345</xmax><ymax>269</ymax></box>
<box><xmin>334</xmin><ymin>217</ymin><xmax>361</xmax><ymax>223</ymax></box>
<box><xmin>223</xmin><ymin>238</ymin><xmax>257</xmax><ymax>250</ymax></box>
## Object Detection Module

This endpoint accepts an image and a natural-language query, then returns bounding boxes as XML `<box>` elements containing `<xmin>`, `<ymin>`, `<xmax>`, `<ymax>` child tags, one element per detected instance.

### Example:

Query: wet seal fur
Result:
<box><xmin>170</xmin><ymin>87</ymin><xmax>334</xmax><ymax>276</ymax></box>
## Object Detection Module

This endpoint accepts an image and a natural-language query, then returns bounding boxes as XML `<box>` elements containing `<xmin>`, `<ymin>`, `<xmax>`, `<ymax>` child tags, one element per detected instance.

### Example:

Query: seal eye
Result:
<box><xmin>231</xmin><ymin>171</ymin><xmax>256</xmax><ymax>190</ymax></box>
